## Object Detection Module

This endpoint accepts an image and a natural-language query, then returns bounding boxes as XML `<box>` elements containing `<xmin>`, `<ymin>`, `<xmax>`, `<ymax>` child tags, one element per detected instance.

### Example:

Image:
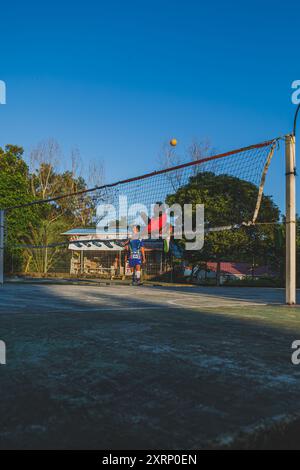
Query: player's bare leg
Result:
<box><xmin>134</xmin><ymin>264</ymin><xmax>142</xmax><ymax>285</ymax></box>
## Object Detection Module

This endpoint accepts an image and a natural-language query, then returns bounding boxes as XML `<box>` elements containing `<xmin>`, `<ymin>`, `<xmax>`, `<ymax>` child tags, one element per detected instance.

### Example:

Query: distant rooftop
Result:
<box><xmin>206</xmin><ymin>262</ymin><xmax>278</xmax><ymax>277</ymax></box>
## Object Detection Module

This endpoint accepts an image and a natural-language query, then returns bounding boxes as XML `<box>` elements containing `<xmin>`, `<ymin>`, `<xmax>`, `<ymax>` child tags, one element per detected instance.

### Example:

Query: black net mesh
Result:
<box><xmin>88</xmin><ymin>139</ymin><xmax>278</xmax><ymax>229</ymax></box>
<box><xmin>3</xmin><ymin>138</ymin><xmax>282</xmax><ymax>282</ymax></box>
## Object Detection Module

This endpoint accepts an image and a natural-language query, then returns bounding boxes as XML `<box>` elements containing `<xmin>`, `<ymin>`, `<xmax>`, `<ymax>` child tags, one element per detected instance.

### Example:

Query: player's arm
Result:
<box><xmin>141</xmin><ymin>245</ymin><xmax>146</xmax><ymax>264</ymax></box>
<box><xmin>124</xmin><ymin>243</ymin><xmax>129</xmax><ymax>263</ymax></box>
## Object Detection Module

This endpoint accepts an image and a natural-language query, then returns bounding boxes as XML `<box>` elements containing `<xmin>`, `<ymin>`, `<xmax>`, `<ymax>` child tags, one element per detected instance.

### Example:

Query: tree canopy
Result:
<box><xmin>166</xmin><ymin>171</ymin><xmax>280</xmax><ymax>265</ymax></box>
<box><xmin>0</xmin><ymin>145</ymin><xmax>39</xmax><ymax>245</ymax></box>
<box><xmin>0</xmin><ymin>141</ymin><xmax>104</xmax><ymax>273</ymax></box>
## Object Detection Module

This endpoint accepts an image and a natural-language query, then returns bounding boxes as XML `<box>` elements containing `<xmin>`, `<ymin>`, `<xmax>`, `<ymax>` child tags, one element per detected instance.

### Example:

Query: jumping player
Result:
<box><xmin>140</xmin><ymin>202</ymin><xmax>168</xmax><ymax>239</ymax></box>
<box><xmin>126</xmin><ymin>225</ymin><xmax>146</xmax><ymax>286</ymax></box>
<box><xmin>141</xmin><ymin>202</ymin><xmax>174</xmax><ymax>255</ymax></box>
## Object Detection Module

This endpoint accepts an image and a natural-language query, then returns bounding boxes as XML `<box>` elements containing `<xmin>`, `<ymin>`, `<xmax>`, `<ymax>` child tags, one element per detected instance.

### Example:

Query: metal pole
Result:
<box><xmin>0</xmin><ymin>210</ymin><xmax>4</xmax><ymax>286</ymax></box>
<box><xmin>285</xmin><ymin>134</ymin><xmax>296</xmax><ymax>305</ymax></box>
<box><xmin>80</xmin><ymin>250</ymin><xmax>84</xmax><ymax>275</ymax></box>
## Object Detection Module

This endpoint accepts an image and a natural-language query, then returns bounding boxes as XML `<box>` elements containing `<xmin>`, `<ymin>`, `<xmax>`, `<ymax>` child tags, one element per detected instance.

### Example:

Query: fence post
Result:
<box><xmin>285</xmin><ymin>134</ymin><xmax>297</xmax><ymax>305</ymax></box>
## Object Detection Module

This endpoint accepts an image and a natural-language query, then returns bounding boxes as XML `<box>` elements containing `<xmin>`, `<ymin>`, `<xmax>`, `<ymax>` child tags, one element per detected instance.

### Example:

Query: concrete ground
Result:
<box><xmin>0</xmin><ymin>283</ymin><xmax>300</xmax><ymax>449</ymax></box>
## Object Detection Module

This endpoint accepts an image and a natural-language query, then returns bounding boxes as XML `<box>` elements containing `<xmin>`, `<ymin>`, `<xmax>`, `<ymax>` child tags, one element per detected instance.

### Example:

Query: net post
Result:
<box><xmin>285</xmin><ymin>134</ymin><xmax>296</xmax><ymax>305</ymax></box>
<box><xmin>0</xmin><ymin>210</ymin><xmax>4</xmax><ymax>286</ymax></box>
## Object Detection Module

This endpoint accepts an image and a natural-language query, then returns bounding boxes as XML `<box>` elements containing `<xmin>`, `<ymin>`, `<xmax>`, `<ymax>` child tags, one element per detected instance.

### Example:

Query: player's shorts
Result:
<box><xmin>129</xmin><ymin>258</ymin><xmax>142</xmax><ymax>268</ymax></box>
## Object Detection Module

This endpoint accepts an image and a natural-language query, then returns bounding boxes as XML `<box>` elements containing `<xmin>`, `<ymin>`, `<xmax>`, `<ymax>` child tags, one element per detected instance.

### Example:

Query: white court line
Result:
<box><xmin>166</xmin><ymin>299</ymin><xmax>264</xmax><ymax>308</ymax></box>
<box><xmin>41</xmin><ymin>305</ymin><xmax>181</xmax><ymax>312</ymax></box>
<box><xmin>0</xmin><ymin>305</ymin><xmax>180</xmax><ymax>313</ymax></box>
<box><xmin>106</xmin><ymin>287</ymin><xmax>268</xmax><ymax>305</ymax></box>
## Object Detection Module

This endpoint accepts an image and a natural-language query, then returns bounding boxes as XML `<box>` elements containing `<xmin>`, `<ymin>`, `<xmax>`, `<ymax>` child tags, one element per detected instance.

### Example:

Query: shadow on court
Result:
<box><xmin>0</xmin><ymin>283</ymin><xmax>300</xmax><ymax>449</ymax></box>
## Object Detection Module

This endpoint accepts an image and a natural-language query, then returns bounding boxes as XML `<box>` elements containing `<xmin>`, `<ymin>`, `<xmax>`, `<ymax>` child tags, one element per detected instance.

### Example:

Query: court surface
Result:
<box><xmin>1</xmin><ymin>282</ymin><xmax>300</xmax><ymax>449</ymax></box>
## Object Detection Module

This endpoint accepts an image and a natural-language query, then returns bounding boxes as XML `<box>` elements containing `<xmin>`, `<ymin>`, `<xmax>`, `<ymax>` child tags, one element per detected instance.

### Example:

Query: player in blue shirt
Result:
<box><xmin>126</xmin><ymin>225</ymin><xmax>146</xmax><ymax>285</ymax></box>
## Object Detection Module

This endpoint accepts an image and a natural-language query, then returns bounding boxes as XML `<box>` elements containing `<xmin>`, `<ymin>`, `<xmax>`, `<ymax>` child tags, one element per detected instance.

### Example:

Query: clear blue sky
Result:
<box><xmin>0</xmin><ymin>0</ymin><xmax>299</xmax><ymax>212</ymax></box>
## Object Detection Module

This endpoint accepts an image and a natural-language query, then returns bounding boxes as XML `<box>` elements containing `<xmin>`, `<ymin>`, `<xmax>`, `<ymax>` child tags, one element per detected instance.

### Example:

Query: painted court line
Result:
<box><xmin>42</xmin><ymin>305</ymin><xmax>180</xmax><ymax>313</ymax></box>
<box><xmin>166</xmin><ymin>298</ymin><xmax>264</xmax><ymax>309</ymax></box>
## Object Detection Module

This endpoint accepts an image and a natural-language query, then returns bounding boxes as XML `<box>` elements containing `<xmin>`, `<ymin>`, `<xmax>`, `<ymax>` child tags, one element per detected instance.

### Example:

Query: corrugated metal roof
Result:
<box><xmin>206</xmin><ymin>262</ymin><xmax>278</xmax><ymax>277</ymax></box>
<box><xmin>62</xmin><ymin>228</ymin><xmax>128</xmax><ymax>235</ymax></box>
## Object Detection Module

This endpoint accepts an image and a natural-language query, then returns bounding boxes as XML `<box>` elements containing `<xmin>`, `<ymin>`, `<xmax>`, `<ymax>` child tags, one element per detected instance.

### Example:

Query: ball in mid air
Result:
<box><xmin>170</xmin><ymin>138</ymin><xmax>177</xmax><ymax>147</ymax></box>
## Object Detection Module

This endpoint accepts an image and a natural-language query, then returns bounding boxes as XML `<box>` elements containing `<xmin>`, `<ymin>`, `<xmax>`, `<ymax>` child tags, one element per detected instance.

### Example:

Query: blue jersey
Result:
<box><xmin>129</xmin><ymin>239</ymin><xmax>144</xmax><ymax>260</ymax></box>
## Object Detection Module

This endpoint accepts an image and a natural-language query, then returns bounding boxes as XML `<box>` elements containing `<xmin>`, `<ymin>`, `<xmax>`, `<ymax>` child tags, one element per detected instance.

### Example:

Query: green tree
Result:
<box><xmin>0</xmin><ymin>145</ymin><xmax>39</xmax><ymax>271</ymax></box>
<box><xmin>0</xmin><ymin>141</ymin><xmax>104</xmax><ymax>275</ymax></box>
<box><xmin>25</xmin><ymin>139</ymin><xmax>104</xmax><ymax>274</ymax></box>
<box><xmin>166</xmin><ymin>171</ymin><xmax>280</xmax><ymax>271</ymax></box>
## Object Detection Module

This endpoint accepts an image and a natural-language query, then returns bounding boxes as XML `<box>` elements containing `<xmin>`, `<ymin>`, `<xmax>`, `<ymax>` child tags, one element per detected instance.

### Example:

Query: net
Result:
<box><xmin>6</xmin><ymin>138</ymin><xmax>278</xmax><ymax>226</ymax></box>
<box><xmin>2</xmin><ymin>138</ymin><xmax>282</xmax><ymax>283</ymax></box>
<box><xmin>101</xmin><ymin>138</ymin><xmax>278</xmax><ymax>231</ymax></box>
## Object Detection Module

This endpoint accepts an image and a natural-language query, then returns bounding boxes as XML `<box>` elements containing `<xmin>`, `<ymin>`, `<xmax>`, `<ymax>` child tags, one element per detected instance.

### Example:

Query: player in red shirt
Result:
<box><xmin>141</xmin><ymin>202</ymin><xmax>168</xmax><ymax>239</ymax></box>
